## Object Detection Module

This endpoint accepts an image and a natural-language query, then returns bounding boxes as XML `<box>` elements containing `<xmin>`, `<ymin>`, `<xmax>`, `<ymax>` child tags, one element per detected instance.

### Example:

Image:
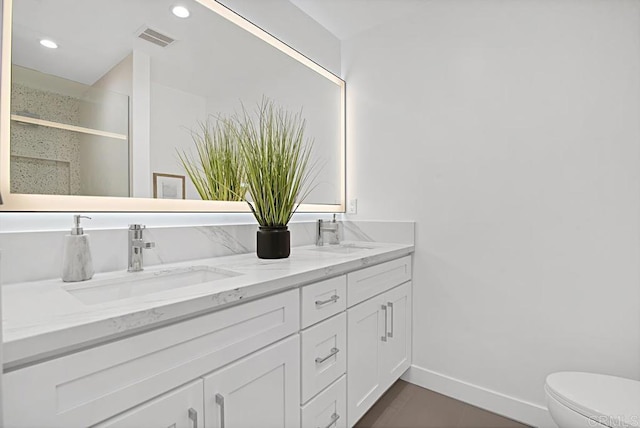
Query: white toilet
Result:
<box><xmin>545</xmin><ymin>372</ymin><xmax>640</xmax><ymax>428</ymax></box>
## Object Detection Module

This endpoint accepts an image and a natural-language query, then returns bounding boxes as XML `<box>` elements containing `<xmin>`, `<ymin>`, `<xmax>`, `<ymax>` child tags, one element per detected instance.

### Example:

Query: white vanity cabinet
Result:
<box><xmin>346</xmin><ymin>257</ymin><xmax>413</xmax><ymax>427</ymax></box>
<box><xmin>298</xmin><ymin>255</ymin><xmax>413</xmax><ymax>428</ymax></box>
<box><xmin>3</xmin><ymin>252</ymin><xmax>413</xmax><ymax>428</ymax></box>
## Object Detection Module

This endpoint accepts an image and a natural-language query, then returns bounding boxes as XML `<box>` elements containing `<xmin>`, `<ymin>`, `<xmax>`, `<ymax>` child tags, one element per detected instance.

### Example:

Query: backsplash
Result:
<box><xmin>0</xmin><ymin>220</ymin><xmax>414</xmax><ymax>284</ymax></box>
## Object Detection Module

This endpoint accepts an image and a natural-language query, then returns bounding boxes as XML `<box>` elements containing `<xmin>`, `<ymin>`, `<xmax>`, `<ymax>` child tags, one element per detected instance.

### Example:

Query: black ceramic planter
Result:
<box><xmin>256</xmin><ymin>226</ymin><xmax>290</xmax><ymax>259</ymax></box>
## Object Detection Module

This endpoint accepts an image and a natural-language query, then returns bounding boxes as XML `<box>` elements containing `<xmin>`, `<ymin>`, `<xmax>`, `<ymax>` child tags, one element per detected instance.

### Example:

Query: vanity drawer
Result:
<box><xmin>301</xmin><ymin>375</ymin><xmax>347</xmax><ymax>428</ymax></box>
<box><xmin>301</xmin><ymin>312</ymin><xmax>347</xmax><ymax>403</ymax></box>
<box><xmin>301</xmin><ymin>275</ymin><xmax>347</xmax><ymax>328</ymax></box>
<box><xmin>347</xmin><ymin>255</ymin><xmax>412</xmax><ymax>307</ymax></box>
<box><xmin>3</xmin><ymin>289</ymin><xmax>299</xmax><ymax>428</ymax></box>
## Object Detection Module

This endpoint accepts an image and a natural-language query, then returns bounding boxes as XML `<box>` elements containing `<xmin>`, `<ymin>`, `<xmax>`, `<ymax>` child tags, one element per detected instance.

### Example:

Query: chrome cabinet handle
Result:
<box><xmin>188</xmin><ymin>408</ymin><xmax>198</xmax><ymax>428</ymax></box>
<box><xmin>319</xmin><ymin>413</ymin><xmax>340</xmax><ymax>428</ymax></box>
<box><xmin>315</xmin><ymin>347</ymin><xmax>340</xmax><ymax>364</ymax></box>
<box><xmin>381</xmin><ymin>305</ymin><xmax>388</xmax><ymax>342</ymax></box>
<box><xmin>215</xmin><ymin>394</ymin><xmax>225</xmax><ymax>428</ymax></box>
<box><xmin>315</xmin><ymin>295</ymin><xmax>339</xmax><ymax>307</ymax></box>
<box><xmin>387</xmin><ymin>302</ymin><xmax>394</xmax><ymax>338</ymax></box>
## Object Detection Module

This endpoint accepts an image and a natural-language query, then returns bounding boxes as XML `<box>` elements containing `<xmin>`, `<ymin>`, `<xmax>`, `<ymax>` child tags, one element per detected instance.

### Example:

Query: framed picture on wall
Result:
<box><xmin>153</xmin><ymin>173</ymin><xmax>185</xmax><ymax>199</ymax></box>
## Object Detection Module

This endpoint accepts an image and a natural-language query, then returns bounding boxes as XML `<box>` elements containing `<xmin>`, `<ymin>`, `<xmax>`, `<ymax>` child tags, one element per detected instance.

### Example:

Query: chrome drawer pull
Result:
<box><xmin>215</xmin><ymin>394</ymin><xmax>225</xmax><ymax>428</ymax></box>
<box><xmin>387</xmin><ymin>301</ymin><xmax>394</xmax><ymax>338</ymax></box>
<box><xmin>315</xmin><ymin>347</ymin><xmax>340</xmax><ymax>364</ymax></box>
<box><xmin>381</xmin><ymin>305</ymin><xmax>388</xmax><ymax>342</ymax></box>
<box><xmin>319</xmin><ymin>413</ymin><xmax>340</xmax><ymax>428</ymax></box>
<box><xmin>315</xmin><ymin>295</ymin><xmax>340</xmax><ymax>307</ymax></box>
<box><xmin>188</xmin><ymin>407</ymin><xmax>198</xmax><ymax>428</ymax></box>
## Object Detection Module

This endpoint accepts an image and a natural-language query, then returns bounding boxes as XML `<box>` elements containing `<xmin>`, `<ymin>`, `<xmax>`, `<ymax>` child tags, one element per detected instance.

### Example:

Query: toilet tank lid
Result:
<box><xmin>545</xmin><ymin>372</ymin><xmax>640</xmax><ymax>428</ymax></box>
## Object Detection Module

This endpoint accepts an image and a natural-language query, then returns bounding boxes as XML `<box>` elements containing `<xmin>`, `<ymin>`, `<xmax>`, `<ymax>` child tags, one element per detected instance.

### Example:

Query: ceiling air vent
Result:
<box><xmin>137</xmin><ymin>27</ymin><xmax>175</xmax><ymax>48</ymax></box>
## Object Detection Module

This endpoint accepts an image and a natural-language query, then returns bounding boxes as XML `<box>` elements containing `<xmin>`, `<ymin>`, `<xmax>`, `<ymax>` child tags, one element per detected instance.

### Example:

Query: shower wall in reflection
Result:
<box><xmin>10</xmin><ymin>65</ymin><xmax>130</xmax><ymax>197</ymax></box>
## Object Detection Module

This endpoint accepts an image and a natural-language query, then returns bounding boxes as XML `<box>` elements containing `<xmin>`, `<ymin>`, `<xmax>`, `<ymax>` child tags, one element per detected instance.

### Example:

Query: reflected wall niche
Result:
<box><xmin>0</xmin><ymin>0</ymin><xmax>345</xmax><ymax>212</ymax></box>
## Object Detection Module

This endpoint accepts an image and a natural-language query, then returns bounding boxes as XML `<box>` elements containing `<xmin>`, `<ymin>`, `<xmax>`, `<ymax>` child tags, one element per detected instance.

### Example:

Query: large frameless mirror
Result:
<box><xmin>0</xmin><ymin>0</ymin><xmax>345</xmax><ymax>212</ymax></box>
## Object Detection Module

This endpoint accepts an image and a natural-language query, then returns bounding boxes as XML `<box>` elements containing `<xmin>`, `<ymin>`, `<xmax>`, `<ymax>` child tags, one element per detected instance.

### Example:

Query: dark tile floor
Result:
<box><xmin>355</xmin><ymin>380</ymin><xmax>531</xmax><ymax>428</ymax></box>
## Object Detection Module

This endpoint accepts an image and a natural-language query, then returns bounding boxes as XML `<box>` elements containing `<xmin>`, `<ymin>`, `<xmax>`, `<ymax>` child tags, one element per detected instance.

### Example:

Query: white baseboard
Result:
<box><xmin>401</xmin><ymin>365</ymin><xmax>557</xmax><ymax>428</ymax></box>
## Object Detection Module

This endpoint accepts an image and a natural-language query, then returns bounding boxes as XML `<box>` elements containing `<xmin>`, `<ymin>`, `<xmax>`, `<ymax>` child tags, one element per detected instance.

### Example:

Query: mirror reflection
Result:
<box><xmin>10</xmin><ymin>0</ymin><xmax>343</xmax><ymax>205</ymax></box>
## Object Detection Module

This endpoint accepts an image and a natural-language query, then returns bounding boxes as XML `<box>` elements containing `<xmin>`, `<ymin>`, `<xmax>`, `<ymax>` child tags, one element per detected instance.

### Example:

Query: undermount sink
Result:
<box><xmin>310</xmin><ymin>243</ymin><xmax>375</xmax><ymax>254</ymax></box>
<box><xmin>64</xmin><ymin>266</ymin><xmax>242</xmax><ymax>305</ymax></box>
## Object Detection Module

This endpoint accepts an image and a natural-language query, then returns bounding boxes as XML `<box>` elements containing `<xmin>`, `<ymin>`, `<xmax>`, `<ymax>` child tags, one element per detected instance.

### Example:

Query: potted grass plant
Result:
<box><xmin>178</xmin><ymin>118</ymin><xmax>247</xmax><ymax>201</ymax></box>
<box><xmin>235</xmin><ymin>98</ymin><xmax>318</xmax><ymax>259</ymax></box>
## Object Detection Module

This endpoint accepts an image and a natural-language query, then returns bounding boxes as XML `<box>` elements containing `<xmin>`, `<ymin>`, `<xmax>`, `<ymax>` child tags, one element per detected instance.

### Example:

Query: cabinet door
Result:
<box><xmin>94</xmin><ymin>380</ymin><xmax>203</xmax><ymax>428</ymax></box>
<box><xmin>203</xmin><ymin>335</ymin><xmax>300</xmax><ymax>428</ymax></box>
<box><xmin>381</xmin><ymin>281</ymin><xmax>412</xmax><ymax>390</ymax></box>
<box><xmin>346</xmin><ymin>296</ymin><xmax>385</xmax><ymax>427</ymax></box>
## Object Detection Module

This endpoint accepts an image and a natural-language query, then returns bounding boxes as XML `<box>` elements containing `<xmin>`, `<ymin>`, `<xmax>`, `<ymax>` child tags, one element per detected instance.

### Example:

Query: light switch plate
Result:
<box><xmin>347</xmin><ymin>198</ymin><xmax>357</xmax><ymax>214</ymax></box>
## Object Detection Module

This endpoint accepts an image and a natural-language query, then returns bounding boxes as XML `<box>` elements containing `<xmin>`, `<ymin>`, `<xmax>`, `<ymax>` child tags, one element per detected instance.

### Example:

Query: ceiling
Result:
<box><xmin>10</xmin><ymin>0</ymin><xmax>418</xmax><ymax>90</ymax></box>
<box><xmin>10</xmin><ymin>0</ymin><xmax>416</xmax><ymax>92</ymax></box>
<box><xmin>288</xmin><ymin>0</ymin><xmax>420</xmax><ymax>41</ymax></box>
<box><xmin>11</xmin><ymin>0</ymin><xmax>314</xmax><ymax>95</ymax></box>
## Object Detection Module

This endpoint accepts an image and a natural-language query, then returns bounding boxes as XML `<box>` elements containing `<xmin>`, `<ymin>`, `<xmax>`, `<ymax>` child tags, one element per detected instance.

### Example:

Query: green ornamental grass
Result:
<box><xmin>235</xmin><ymin>98</ymin><xmax>319</xmax><ymax>227</ymax></box>
<box><xmin>178</xmin><ymin>118</ymin><xmax>247</xmax><ymax>201</ymax></box>
<box><xmin>178</xmin><ymin>98</ymin><xmax>318</xmax><ymax>226</ymax></box>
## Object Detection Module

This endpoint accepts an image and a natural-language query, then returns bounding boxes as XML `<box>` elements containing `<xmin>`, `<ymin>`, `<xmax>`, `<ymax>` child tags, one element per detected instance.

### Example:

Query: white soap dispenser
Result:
<box><xmin>62</xmin><ymin>215</ymin><xmax>95</xmax><ymax>282</ymax></box>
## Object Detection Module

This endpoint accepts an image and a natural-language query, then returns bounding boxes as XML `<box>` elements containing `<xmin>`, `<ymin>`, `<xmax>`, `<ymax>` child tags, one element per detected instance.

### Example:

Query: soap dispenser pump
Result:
<box><xmin>62</xmin><ymin>215</ymin><xmax>95</xmax><ymax>282</ymax></box>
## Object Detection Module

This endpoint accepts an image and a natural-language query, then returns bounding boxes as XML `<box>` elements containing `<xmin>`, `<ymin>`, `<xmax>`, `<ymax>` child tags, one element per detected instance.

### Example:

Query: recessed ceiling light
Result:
<box><xmin>172</xmin><ymin>5</ymin><xmax>190</xmax><ymax>18</ymax></box>
<box><xmin>39</xmin><ymin>39</ymin><xmax>58</xmax><ymax>49</ymax></box>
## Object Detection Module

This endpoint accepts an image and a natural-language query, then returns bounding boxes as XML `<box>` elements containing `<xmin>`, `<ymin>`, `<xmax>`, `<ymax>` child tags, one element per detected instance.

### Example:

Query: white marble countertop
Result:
<box><xmin>2</xmin><ymin>241</ymin><xmax>413</xmax><ymax>369</ymax></box>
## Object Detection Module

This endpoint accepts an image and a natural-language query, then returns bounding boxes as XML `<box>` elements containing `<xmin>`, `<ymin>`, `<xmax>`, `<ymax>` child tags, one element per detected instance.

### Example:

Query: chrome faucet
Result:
<box><xmin>316</xmin><ymin>215</ymin><xmax>340</xmax><ymax>246</ymax></box>
<box><xmin>128</xmin><ymin>224</ymin><xmax>156</xmax><ymax>272</ymax></box>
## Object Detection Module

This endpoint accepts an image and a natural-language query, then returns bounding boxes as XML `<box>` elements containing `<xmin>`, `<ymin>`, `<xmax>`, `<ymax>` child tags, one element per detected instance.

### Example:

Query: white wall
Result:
<box><xmin>131</xmin><ymin>50</ymin><xmax>151</xmax><ymax>198</ymax></box>
<box><xmin>342</xmin><ymin>0</ymin><xmax>640</xmax><ymax>425</ymax></box>
<box><xmin>150</xmin><ymin>82</ymin><xmax>206</xmax><ymax>200</ymax></box>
